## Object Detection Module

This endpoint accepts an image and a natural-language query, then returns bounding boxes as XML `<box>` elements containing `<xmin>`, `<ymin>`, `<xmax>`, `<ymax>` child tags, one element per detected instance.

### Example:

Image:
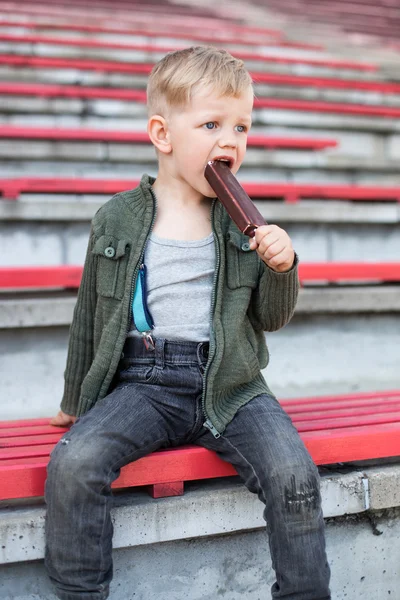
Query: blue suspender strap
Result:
<box><xmin>132</xmin><ymin>264</ymin><xmax>155</xmax><ymax>350</ymax></box>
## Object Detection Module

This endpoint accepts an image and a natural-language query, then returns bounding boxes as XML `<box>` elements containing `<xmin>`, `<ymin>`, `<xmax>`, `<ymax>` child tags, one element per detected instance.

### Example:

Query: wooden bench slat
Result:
<box><xmin>281</xmin><ymin>389</ymin><xmax>400</xmax><ymax>405</ymax></box>
<box><xmin>282</xmin><ymin>396</ymin><xmax>400</xmax><ymax>413</ymax></box>
<box><xmin>0</xmin><ymin>443</ymin><xmax>56</xmax><ymax>459</ymax></box>
<box><xmin>0</xmin><ymin>433</ymin><xmax>65</xmax><ymax>448</ymax></box>
<box><xmin>302</xmin><ymin>422</ymin><xmax>400</xmax><ymax>464</ymax></box>
<box><xmin>291</xmin><ymin>402</ymin><xmax>400</xmax><ymax>421</ymax></box>
<box><xmin>296</xmin><ymin>411</ymin><xmax>400</xmax><ymax>431</ymax></box>
<box><xmin>0</xmin><ymin>425</ymin><xmax>68</xmax><ymax>437</ymax></box>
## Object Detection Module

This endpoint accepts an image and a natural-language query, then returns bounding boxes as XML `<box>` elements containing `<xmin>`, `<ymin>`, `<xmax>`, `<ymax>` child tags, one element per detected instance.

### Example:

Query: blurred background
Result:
<box><xmin>0</xmin><ymin>0</ymin><xmax>399</xmax><ymax>418</ymax></box>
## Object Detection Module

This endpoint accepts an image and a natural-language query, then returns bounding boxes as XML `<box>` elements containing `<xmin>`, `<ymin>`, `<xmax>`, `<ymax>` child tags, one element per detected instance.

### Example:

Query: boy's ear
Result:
<box><xmin>147</xmin><ymin>115</ymin><xmax>172</xmax><ymax>155</ymax></box>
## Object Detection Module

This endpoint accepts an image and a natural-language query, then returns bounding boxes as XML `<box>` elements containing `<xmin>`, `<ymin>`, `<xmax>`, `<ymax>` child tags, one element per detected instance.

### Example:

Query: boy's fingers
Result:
<box><xmin>50</xmin><ymin>411</ymin><xmax>76</xmax><ymax>427</ymax></box>
<box><xmin>254</xmin><ymin>225</ymin><xmax>274</xmax><ymax>244</ymax></box>
<box><xmin>249</xmin><ymin>237</ymin><xmax>257</xmax><ymax>250</ymax></box>
<box><xmin>250</xmin><ymin>226</ymin><xmax>276</xmax><ymax>250</ymax></box>
<box><xmin>257</xmin><ymin>236</ymin><xmax>281</xmax><ymax>258</ymax></box>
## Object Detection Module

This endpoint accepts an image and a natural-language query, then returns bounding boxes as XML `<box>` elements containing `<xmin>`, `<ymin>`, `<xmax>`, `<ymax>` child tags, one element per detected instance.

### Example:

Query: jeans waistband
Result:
<box><xmin>122</xmin><ymin>336</ymin><xmax>209</xmax><ymax>366</ymax></box>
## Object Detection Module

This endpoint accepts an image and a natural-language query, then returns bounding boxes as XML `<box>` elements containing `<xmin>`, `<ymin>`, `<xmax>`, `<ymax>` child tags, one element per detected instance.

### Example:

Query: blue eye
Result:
<box><xmin>236</xmin><ymin>125</ymin><xmax>246</xmax><ymax>133</ymax></box>
<box><xmin>205</xmin><ymin>122</ymin><xmax>216</xmax><ymax>129</ymax></box>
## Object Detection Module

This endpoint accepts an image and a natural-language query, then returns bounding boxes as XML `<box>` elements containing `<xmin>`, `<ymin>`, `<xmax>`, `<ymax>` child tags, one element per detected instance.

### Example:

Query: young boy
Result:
<box><xmin>45</xmin><ymin>46</ymin><xmax>331</xmax><ymax>599</ymax></box>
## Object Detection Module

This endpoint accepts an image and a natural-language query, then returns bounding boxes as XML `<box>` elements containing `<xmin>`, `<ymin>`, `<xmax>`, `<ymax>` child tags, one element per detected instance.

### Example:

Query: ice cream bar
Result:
<box><xmin>205</xmin><ymin>160</ymin><xmax>266</xmax><ymax>237</ymax></box>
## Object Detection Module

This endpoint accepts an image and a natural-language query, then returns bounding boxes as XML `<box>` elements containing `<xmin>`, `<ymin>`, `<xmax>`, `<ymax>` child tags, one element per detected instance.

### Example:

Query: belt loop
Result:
<box><xmin>155</xmin><ymin>338</ymin><xmax>165</xmax><ymax>369</ymax></box>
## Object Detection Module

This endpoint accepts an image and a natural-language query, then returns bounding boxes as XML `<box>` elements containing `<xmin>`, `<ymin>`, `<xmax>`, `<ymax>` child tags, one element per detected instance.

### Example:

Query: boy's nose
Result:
<box><xmin>218</xmin><ymin>136</ymin><xmax>237</xmax><ymax>149</ymax></box>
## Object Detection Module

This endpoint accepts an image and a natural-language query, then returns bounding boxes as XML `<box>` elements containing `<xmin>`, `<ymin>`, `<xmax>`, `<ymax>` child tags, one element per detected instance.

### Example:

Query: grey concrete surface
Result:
<box><xmin>0</xmin><ymin>467</ymin><xmax>400</xmax><ymax>599</ymax></box>
<box><xmin>1</xmin><ymin>220</ymin><xmax>399</xmax><ymax>266</ymax></box>
<box><xmin>1</xmin><ymin>287</ymin><xmax>399</xmax><ymax>330</ymax></box>
<box><xmin>0</xmin><ymin>517</ymin><xmax>399</xmax><ymax>600</ymax></box>
<box><xmin>1</xmin><ymin>199</ymin><xmax>399</xmax><ymax>224</ymax></box>
<box><xmin>1</xmin><ymin>313</ymin><xmax>399</xmax><ymax>419</ymax></box>
<box><xmin>0</xmin><ymin>470</ymin><xmax>367</xmax><ymax>564</ymax></box>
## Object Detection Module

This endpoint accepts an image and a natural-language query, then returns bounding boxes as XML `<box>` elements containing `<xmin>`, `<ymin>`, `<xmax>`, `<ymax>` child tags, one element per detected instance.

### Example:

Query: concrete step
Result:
<box><xmin>0</xmin><ymin>306</ymin><xmax>399</xmax><ymax>417</ymax></box>
<box><xmin>2</xmin><ymin>96</ymin><xmax>400</xmax><ymax>134</ymax></box>
<box><xmin>1</xmin><ymin>141</ymin><xmax>400</xmax><ymax>177</ymax></box>
<box><xmin>0</xmin><ymin>42</ymin><xmax>384</xmax><ymax>79</ymax></box>
<box><xmin>1</xmin><ymin>59</ymin><xmax>400</xmax><ymax>107</ymax></box>
<box><xmin>1</xmin><ymin>286</ymin><xmax>399</xmax><ymax>329</ymax></box>
<box><xmin>0</xmin><ymin>213</ymin><xmax>399</xmax><ymax>266</ymax></box>
<box><xmin>2</xmin><ymin>198</ymin><xmax>399</xmax><ymax>225</ymax></box>
<box><xmin>1</xmin><ymin>467</ymin><xmax>400</xmax><ymax>599</ymax></box>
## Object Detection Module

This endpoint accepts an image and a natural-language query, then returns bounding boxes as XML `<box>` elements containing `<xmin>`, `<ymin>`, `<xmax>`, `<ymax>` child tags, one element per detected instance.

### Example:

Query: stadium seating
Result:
<box><xmin>0</xmin><ymin>126</ymin><xmax>338</xmax><ymax>151</ymax></box>
<box><xmin>2</xmin><ymin>263</ymin><xmax>400</xmax><ymax>290</ymax></box>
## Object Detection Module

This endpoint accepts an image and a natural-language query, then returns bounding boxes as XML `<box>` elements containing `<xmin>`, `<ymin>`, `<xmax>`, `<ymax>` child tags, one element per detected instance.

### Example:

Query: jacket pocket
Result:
<box><xmin>226</xmin><ymin>229</ymin><xmax>259</xmax><ymax>290</ymax></box>
<box><xmin>92</xmin><ymin>235</ymin><xmax>130</xmax><ymax>300</ymax></box>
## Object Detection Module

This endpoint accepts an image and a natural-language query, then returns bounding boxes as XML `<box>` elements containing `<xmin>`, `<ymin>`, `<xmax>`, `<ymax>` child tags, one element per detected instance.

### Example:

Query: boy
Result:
<box><xmin>46</xmin><ymin>46</ymin><xmax>331</xmax><ymax>599</ymax></box>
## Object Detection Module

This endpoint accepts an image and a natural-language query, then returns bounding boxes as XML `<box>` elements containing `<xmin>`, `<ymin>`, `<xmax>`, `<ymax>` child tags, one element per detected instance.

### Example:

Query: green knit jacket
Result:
<box><xmin>61</xmin><ymin>174</ymin><xmax>299</xmax><ymax>436</ymax></box>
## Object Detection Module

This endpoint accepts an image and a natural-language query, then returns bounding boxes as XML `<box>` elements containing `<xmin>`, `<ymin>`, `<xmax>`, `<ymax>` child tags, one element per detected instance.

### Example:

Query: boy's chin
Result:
<box><xmin>201</xmin><ymin>181</ymin><xmax>218</xmax><ymax>199</ymax></box>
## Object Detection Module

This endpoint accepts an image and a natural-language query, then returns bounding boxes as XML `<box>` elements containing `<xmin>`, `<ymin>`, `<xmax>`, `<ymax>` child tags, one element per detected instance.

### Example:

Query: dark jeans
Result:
<box><xmin>45</xmin><ymin>338</ymin><xmax>331</xmax><ymax>600</ymax></box>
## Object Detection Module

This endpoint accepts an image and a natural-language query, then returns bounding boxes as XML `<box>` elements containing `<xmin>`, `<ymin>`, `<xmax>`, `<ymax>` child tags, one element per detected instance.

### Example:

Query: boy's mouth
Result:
<box><xmin>210</xmin><ymin>156</ymin><xmax>234</xmax><ymax>169</ymax></box>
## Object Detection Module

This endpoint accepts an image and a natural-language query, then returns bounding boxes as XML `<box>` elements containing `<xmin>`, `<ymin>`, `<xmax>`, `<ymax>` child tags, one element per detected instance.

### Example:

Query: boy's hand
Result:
<box><xmin>249</xmin><ymin>225</ymin><xmax>295</xmax><ymax>273</ymax></box>
<box><xmin>50</xmin><ymin>410</ymin><xmax>77</xmax><ymax>427</ymax></box>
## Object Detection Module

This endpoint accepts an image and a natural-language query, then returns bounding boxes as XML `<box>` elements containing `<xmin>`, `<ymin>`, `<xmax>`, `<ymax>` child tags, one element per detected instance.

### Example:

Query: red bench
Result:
<box><xmin>0</xmin><ymin>126</ymin><xmax>338</xmax><ymax>152</ymax></box>
<box><xmin>0</xmin><ymin>38</ymin><xmax>387</xmax><ymax>93</ymax></box>
<box><xmin>0</xmin><ymin>31</ymin><xmax>376</xmax><ymax>72</ymax></box>
<box><xmin>0</xmin><ymin>0</ymin><xmax>271</xmax><ymax>35</ymax></box>
<box><xmin>0</xmin><ymin>5</ymin><xmax>323</xmax><ymax>50</ymax></box>
<box><xmin>1</xmin><ymin>82</ymin><xmax>399</xmax><ymax>119</ymax></box>
<box><xmin>0</xmin><ymin>34</ymin><xmax>388</xmax><ymax>93</ymax></box>
<box><xmin>4</xmin><ymin>0</ymin><xmax>218</xmax><ymax>17</ymax></box>
<box><xmin>1</xmin><ymin>263</ymin><xmax>400</xmax><ymax>290</ymax></box>
<box><xmin>0</xmin><ymin>44</ymin><xmax>377</xmax><ymax>73</ymax></box>
<box><xmin>2</xmin><ymin>389</ymin><xmax>400</xmax><ymax>500</ymax></box>
<box><xmin>263</xmin><ymin>0</ymin><xmax>400</xmax><ymax>41</ymax></box>
<box><xmin>0</xmin><ymin>17</ymin><xmax>282</xmax><ymax>48</ymax></box>
<box><xmin>1</xmin><ymin>177</ymin><xmax>400</xmax><ymax>203</ymax></box>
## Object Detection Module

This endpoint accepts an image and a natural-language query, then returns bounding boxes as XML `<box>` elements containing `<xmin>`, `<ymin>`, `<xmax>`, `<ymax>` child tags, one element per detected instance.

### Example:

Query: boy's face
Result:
<box><xmin>164</xmin><ymin>85</ymin><xmax>254</xmax><ymax>198</ymax></box>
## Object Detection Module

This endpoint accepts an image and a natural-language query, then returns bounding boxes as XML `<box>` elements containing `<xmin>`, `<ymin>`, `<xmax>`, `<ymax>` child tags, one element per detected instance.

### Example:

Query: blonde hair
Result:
<box><xmin>146</xmin><ymin>46</ymin><xmax>253</xmax><ymax>117</ymax></box>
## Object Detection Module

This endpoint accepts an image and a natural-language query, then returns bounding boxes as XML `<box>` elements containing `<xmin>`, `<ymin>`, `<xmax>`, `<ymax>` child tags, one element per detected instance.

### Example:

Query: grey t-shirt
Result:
<box><xmin>128</xmin><ymin>232</ymin><xmax>215</xmax><ymax>342</ymax></box>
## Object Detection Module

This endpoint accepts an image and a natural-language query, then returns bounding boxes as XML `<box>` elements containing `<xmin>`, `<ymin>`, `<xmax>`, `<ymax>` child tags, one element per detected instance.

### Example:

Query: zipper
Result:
<box><xmin>126</xmin><ymin>188</ymin><xmax>157</xmax><ymax>336</ymax></box>
<box><xmin>202</xmin><ymin>199</ymin><xmax>221</xmax><ymax>439</ymax></box>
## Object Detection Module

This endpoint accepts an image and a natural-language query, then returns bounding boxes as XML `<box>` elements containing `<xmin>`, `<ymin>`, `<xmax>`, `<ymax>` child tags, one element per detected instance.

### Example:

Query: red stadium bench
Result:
<box><xmin>0</xmin><ymin>32</ymin><xmax>386</xmax><ymax>92</ymax></box>
<box><xmin>1</xmin><ymin>0</ymin><xmax>218</xmax><ymax>17</ymax></box>
<box><xmin>264</xmin><ymin>0</ymin><xmax>400</xmax><ymax>41</ymax></box>
<box><xmin>1</xmin><ymin>177</ymin><xmax>400</xmax><ymax>202</ymax></box>
<box><xmin>1</xmin><ymin>82</ymin><xmax>399</xmax><ymax>119</ymax></box>
<box><xmin>0</xmin><ymin>31</ymin><xmax>376</xmax><ymax>72</ymax></box>
<box><xmin>0</xmin><ymin>45</ymin><xmax>377</xmax><ymax>73</ymax></box>
<box><xmin>0</xmin><ymin>34</ymin><xmax>388</xmax><ymax>92</ymax></box>
<box><xmin>0</xmin><ymin>5</ymin><xmax>323</xmax><ymax>50</ymax></box>
<box><xmin>2</xmin><ymin>390</ymin><xmax>400</xmax><ymax>500</ymax></box>
<box><xmin>0</xmin><ymin>126</ymin><xmax>338</xmax><ymax>152</ymax></box>
<box><xmin>0</xmin><ymin>17</ymin><xmax>283</xmax><ymax>48</ymax></box>
<box><xmin>1</xmin><ymin>263</ymin><xmax>400</xmax><ymax>290</ymax></box>
<box><xmin>0</xmin><ymin>0</ymin><xmax>278</xmax><ymax>37</ymax></box>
